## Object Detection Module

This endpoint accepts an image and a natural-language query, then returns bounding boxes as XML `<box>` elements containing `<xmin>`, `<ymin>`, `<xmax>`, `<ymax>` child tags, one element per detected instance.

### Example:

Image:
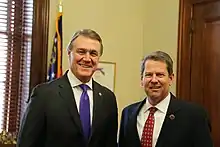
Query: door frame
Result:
<box><xmin>176</xmin><ymin>0</ymin><xmax>216</xmax><ymax>99</ymax></box>
<box><xmin>176</xmin><ymin>0</ymin><xmax>219</xmax><ymax>100</ymax></box>
<box><xmin>177</xmin><ymin>1</ymin><xmax>220</xmax><ymax>146</ymax></box>
<box><xmin>177</xmin><ymin>0</ymin><xmax>192</xmax><ymax>100</ymax></box>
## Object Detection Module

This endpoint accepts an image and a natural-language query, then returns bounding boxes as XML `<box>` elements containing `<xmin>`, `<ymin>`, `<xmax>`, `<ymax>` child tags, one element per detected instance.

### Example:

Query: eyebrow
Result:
<box><xmin>77</xmin><ymin>48</ymin><xmax>98</xmax><ymax>51</ymax></box>
<box><xmin>76</xmin><ymin>48</ymin><xmax>100</xmax><ymax>56</ymax></box>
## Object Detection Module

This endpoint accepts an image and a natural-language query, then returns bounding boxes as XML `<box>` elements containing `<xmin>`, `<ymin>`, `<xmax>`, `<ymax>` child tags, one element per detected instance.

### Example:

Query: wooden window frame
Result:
<box><xmin>30</xmin><ymin>0</ymin><xmax>50</xmax><ymax>91</ymax></box>
<box><xmin>2</xmin><ymin>0</ymin><xmax>50</xmax><ymax>133</ymax></box>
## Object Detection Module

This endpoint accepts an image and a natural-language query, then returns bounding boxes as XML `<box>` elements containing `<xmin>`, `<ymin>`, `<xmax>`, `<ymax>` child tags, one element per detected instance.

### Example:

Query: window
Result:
<box><xmin>0</xmin><ymin>0</ymin><xmax>33</xmax><ymax>133</ymax></box>
<box><xmin>0</xmin><ymin>0</ymin><xmax>49</xmax><ymax>135</ymax></box>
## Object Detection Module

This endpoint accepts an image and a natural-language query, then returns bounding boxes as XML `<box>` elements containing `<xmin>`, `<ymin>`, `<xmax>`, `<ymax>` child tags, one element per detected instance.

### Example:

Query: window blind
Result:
<box><xmin>0</xmin><ymin>0</ymin><xmax>33</xmax><ymax>133</ymax></box>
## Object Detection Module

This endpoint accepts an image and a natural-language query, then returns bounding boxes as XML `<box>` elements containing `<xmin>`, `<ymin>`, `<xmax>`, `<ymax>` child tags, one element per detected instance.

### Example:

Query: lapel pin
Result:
<box><xmin>169</xmin><ymin>114</ymin><xmax>175</xmax><ymax>120</ymax></box>
<box><xmin>99</xmin><ymin>92</ymin><xmax>102</xmax><ymax>96</ymax></box>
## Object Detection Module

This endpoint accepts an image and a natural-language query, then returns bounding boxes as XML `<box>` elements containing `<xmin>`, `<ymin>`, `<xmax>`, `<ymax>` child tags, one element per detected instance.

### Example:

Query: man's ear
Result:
<box><xmin>169</xmin><ymin>73</ymin><xmax>174</xmax><ymax>86</ymax></box>
<box><xmin>140</xmin><ymin>80</ymin><xmax>144</xmax><ymax>87</ymax></box>
<box><xmin>67</xmin><ymin>50</ymin><xmax>71</xmax><ymax>55</ymax></box>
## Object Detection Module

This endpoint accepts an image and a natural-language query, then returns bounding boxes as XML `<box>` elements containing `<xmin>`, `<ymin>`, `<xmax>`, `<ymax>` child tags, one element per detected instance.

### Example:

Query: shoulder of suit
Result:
<box><xmin>33</xmin><ymin>76</ymin><xmax>65</xmax><ymax>91</ymax></box>
<box><xmin>93</xmin><ymin>80</ymin><xmax>114</xmax><ymax>94</ymax></box>
<box><xmin>123</xmin><ymin>101</ymin><xmax>141</xmax><ymax>112</ymax></box>
<box><xmin>171</xmin><ymin>96</ymin><xmax>207</xmax><ymax>115</ymax></box>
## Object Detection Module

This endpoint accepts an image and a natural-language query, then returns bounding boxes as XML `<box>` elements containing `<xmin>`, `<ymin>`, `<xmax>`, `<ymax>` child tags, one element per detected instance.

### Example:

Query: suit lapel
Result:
<box><xmin>58</xmin><ymin>75</ymin><xmax>106</xmax><ymax>141</ymax></box>
<box><xmin>90</xmin><ymin>81</ymin><xmax>104</xmax><ymax>138</ymax></box>
<box><xmin>156</xmin><ymin>94</ymin><xmax>181</xmax><ymax>147</ymax></box>
<box><xmin>127</xmin><ymin>99</ymin><xmax>146</xmax><ymax>147</ymax></box>
<box><xmin>58</xmin><ymin>73</ymin><xmax>83</xmax><ymax>135</ymax></box>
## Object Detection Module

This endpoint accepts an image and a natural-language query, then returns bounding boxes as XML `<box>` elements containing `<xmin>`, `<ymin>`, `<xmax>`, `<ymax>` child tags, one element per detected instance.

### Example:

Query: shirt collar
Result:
<box><xmin>67</xmin><ymin>70</ymin><xmax>93</xmax><ymax>90</ymax></box>
<box><xmin>145</xmin><ymin>93</ymin><xmax>171</xmax><ymax>114</ymax></box>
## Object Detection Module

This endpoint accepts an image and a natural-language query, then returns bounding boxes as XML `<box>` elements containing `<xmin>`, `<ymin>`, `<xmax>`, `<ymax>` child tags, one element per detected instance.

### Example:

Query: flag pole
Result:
<box><xmin>56</xmin><ymin>0</ymin><xmax>63</xmax><ymax>77</ymax></box>
<box><xmin>47</xmin><ymin>0</ymin><xmax>63</xmax><ymax>81</ymax></box>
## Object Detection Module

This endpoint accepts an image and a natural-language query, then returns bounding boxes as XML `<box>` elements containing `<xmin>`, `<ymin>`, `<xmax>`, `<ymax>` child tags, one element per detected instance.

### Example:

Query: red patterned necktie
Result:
<box><xmin>141</xmin><ymin>107</ymin><xmax>157</xmax><ymax>147</ymax></box>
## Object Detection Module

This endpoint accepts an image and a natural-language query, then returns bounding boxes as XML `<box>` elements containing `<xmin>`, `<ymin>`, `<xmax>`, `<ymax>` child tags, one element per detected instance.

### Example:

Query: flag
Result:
<box><xmin>47</xmin><ymin>4</ymin><xmax>63</xmax><ymax>81</ymax></box>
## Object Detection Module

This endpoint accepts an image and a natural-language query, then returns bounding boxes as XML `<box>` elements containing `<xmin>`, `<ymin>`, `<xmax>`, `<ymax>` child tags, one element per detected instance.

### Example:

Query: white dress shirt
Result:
<box><xmin>67</xmin><ymin>70</ymin><xmax>93</xmax><ymax>125</ymax></box>
<box><xmin>137</xmin><ymin>93</ymin><xmax>171</xmax><ymax>147</ymax></box>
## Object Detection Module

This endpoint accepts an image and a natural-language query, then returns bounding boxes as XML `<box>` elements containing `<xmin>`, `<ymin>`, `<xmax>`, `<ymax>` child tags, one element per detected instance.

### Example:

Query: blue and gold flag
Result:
<box><xmin>47</xmin><ymin>3</ymin><xmax>63</xmax><ymax>81</ymax></box>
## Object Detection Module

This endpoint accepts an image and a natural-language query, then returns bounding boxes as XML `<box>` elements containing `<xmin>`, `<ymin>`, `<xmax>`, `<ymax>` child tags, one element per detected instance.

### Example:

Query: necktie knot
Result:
<box><xmin>149</xmin><ymin>107</ymin><xmax>157</xmax><ymax>115</ymax></box>
<box><xmin>79</xmin><ymin>84</ymin><xmax>89</xmax><ymax>92</ymax></box>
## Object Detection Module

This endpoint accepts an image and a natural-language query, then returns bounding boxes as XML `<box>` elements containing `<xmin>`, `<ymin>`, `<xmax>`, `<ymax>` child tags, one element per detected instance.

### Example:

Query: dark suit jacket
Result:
<box><xmin>119</xmin><ymin>93</ymin><xmax>213</xmax><ymax>147</ymax></box>
<box><xmin>17</xmin><ymin>72</ymin><xmax>118</xmax><ymax>147</ymax></box>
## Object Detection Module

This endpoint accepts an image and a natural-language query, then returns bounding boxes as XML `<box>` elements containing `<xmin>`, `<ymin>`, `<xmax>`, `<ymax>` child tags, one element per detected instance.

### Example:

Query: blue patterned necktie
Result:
<box><xmin>79</xmin><ymin>84</ymin><xmax>91</xmax><ymax>140</ymax></box>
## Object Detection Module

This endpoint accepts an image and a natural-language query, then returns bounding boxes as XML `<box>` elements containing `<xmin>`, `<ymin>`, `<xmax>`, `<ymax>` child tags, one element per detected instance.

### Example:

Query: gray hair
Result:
<box><xmin>66</xmin><ymin>29</ymin><xmax>103</xmax><ymax>56</ymax></box>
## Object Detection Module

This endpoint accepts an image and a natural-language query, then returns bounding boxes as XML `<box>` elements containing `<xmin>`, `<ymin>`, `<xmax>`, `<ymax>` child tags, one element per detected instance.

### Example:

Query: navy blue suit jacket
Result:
<box><xmin>119</xmin><ymin>94</ymin><xmax>213</xmax><ymax>147</ymax></box>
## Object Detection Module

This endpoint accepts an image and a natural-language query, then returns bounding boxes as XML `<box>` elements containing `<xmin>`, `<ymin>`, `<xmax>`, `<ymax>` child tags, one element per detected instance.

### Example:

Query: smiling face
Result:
<box><xmin>68</xmin><ymin>35</ymin><xmax>101</xmax><ymax>83</ymax></box>
<box><xmin>141</xmin><ymin>60</ymin><xmax>174</xmax><ymax>105</ymax></box>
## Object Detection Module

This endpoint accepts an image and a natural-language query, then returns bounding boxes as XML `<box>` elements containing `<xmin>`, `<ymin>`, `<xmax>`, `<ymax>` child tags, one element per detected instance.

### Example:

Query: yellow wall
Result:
<box><xmin>48</xmin><ymin>0</ymin><xmax>179</xmax><ymax>118</ymax></box>
<box><xmin>143</xmin><ymin>1</ymin><xmax>179</xmax><ymax>95</ymax></box>
<box><xmin>48</xmin><ymin>0</ymin><xmax>59</xmax><ymax>60</ymax></box>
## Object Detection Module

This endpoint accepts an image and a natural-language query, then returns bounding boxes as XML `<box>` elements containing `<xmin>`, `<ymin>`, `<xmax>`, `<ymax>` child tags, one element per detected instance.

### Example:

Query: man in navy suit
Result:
<box><xmin>119</xmin><ymin>51</ymin><xmax>213</xmax><ymax>147</ymax></box>
<box><xmin>17</xmin><ymin>29</ymin><xmax>118</xmax><ymax>147</ymax></box>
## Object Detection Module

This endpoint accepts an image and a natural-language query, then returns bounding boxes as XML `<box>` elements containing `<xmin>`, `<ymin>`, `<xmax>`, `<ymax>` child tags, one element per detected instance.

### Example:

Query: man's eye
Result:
<box><xmin>145</xmin><ymin>73</ymin><xmax>152</xmax><ymax>77</ymax></box>
<box><xmin>77</xmin><ymin>49</ymin><xmax>86</xmax><ymax>54</ymax></box>
<box><xmin>90</xmin><ymin>51</ymin><xmax>98</xmax><ymax>57</ymax></box>
<box><xmin>156</xmin><ymin>73</ymin><xmax>164</xmax><ymax>77</ymax></box>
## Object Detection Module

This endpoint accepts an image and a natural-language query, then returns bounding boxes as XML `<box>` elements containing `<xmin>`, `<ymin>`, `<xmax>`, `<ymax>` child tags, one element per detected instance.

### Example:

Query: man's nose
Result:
<box><xmin>151</xmin><ymin>74</ymin><xmax>158</xmax><ymax>82</ymax></box>
<box><xmin>83</xmin><ymin>52</ymin><xmax>91</xmax><ymax>61</ymax></box>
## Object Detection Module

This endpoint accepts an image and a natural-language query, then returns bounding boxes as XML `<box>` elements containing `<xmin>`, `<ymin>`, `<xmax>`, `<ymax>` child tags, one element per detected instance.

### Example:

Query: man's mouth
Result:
<box><xmin>79</xmin><ymin>63</ymin><xmax>92</xmax><ymax>68</ymax></box>
<box><xmin>150</xmin><ymin>86</ymin><xmax>161</xmax><ymax>90</ymax></box>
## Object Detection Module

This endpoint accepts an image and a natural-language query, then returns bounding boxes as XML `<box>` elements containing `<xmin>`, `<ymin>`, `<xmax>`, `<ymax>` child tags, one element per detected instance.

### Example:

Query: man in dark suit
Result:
<box><xmin>17</xmin><ymin>29</ymin><xmax>118</xmax><ymax>147</ymax></box>
<box><xmin>118</xmin><ymin>51</ymin><xmax>213</xmax><ymax>147</ymax></box>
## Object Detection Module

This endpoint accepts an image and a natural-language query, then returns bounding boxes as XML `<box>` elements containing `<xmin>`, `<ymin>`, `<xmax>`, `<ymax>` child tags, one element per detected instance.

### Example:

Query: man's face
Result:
<box><xmin>141</xmin><ymin>60</ymin><xmax>174</xmax><ymax>105</ymax></box>
<box><xmin>68</xmin><ymin>35</ymin><xmax>101</xmax><ymax>83</ymax></box>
